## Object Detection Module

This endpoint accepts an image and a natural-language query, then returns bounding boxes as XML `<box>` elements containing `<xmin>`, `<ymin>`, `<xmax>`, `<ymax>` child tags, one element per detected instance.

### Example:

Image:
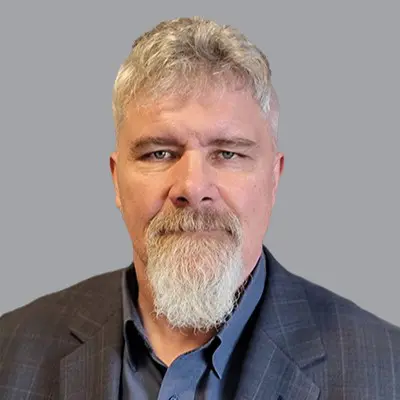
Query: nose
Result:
<box><xmin>168</xmin><ymin>151</ymin><xmax>218</xmax><ymax>209</ymax></box>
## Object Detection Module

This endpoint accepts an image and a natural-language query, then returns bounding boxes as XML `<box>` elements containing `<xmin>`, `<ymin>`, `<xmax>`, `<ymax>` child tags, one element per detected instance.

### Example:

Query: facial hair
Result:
<box><xmin>144</xmin><ymin>207</ymin><xmax>244</xmax><ymax>332</ymax></box>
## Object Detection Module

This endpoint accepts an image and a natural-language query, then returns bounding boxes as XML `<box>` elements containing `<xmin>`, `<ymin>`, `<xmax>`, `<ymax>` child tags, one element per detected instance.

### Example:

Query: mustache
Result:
<box><xmin>146</xmin><ymin>207</ymin><xmax>242</xmax><ymax>241</ymax></box>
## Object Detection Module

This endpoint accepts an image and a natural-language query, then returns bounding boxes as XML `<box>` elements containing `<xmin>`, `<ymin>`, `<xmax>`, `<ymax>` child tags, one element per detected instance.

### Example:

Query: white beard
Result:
<box><xmin>144</xmin><ymin>207</ymin><xmax>244</xmax><ymax>332</ymax></box>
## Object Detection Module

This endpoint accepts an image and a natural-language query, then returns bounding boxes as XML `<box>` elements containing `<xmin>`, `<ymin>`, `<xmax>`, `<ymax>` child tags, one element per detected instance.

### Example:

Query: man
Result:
<box><xmin>1</xmin><ymin>16</ymin><xmax>399</xmax><ymax>400</ymax></box>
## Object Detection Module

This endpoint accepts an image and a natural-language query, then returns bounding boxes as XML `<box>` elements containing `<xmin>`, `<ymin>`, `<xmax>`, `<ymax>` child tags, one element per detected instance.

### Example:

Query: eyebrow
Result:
<box><xmin>128</xmin><ymin>135</ymin><xmax>257</xmax><ymax>156</ymax></box>
<box><xmin>207</xmin><ymin>138</ymin><xmax>257</xmax><ymax>148</ymax></box>
<box><xmin>128</xmin><ymin>136</ymin><xmax>181</xmax><ymax>155</ymax></box>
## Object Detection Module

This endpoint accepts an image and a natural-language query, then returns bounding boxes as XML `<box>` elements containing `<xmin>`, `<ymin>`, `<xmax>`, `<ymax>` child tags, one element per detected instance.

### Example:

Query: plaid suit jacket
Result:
<box><xmin>1</xmin><ymin>246</ymin><xmax>400</xmax><ymax>399</ymax></box>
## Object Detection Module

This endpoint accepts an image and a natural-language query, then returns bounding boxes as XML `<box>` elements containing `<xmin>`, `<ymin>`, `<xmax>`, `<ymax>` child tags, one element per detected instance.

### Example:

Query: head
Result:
<box><xmin>110</xmin><ymin>17</ymin><xmax>284</xmax><ymax>331</ymax></box>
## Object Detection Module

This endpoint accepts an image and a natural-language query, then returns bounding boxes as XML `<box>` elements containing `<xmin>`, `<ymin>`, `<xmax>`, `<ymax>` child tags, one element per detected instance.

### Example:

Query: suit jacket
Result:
<box><xmin>1</xmin><ymin>246</ymin><xmax>400</xmax><ymax>400</ymax></box>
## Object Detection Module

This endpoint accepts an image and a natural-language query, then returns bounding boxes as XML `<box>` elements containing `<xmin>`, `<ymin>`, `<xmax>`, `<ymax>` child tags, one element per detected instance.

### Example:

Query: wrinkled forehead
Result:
<box><xmin>121</xmin><ymin>88</ymin><xmax>269</xmax><ymax>144</ymax></box>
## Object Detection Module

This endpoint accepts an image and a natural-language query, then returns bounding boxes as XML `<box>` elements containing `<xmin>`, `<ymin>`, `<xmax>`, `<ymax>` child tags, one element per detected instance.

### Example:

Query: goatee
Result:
<box><xmin>144</xmin><ymin>207</ymin><xmax>244</xmax><ymax>332</ymax></box>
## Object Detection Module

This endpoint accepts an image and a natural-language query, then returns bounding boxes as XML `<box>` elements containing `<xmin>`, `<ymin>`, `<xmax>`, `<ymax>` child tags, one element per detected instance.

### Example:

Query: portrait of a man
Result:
<box><xmin>1</xmin><ymin>15</ymin><xmax>399</xmax><ymax>400</ymax></box>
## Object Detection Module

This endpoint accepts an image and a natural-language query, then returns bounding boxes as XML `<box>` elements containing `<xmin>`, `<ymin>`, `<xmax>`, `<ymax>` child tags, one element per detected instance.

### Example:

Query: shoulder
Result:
<box><xmin>264</xmin><ymin>246</ymin><xmax>400</xmax><ymax>352</ymax></box>
<box><xmin>0</xmin><ymin>267</ymin><xmax>126</xmax><ymax>396</ymax></box>
<box><xmin>295</xmin><ymin>274</ymin><xmax>400</xmax><ymax>395</ymax></box>
<box><xmin>0</xmin><ymin>267</ymin><xmax>125</xmax><ymax>354</ymax></box>
<box><xmin>300</xmin><ymin>274</ymin><xmax>400</xmax><ymax>347</ymax></box>
<box><xmin>287</xmin><ymin>270</ymin><xmax>400</xmax><ymax>390</ymax></box>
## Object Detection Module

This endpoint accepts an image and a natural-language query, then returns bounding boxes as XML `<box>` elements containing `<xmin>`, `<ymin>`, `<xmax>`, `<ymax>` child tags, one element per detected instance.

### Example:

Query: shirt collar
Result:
<box><xmin>122</xmin><ymin>265</ymin><xmax>147</xmax><ymax>341</ymax></box>
<box><xmin>121</xmin><ymin>250</ymin><xmax>267</xmax><ymax>377</ymax></box>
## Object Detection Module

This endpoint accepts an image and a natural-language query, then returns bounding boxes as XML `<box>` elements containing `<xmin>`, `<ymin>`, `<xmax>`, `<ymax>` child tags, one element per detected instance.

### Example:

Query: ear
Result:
<box><xmin>109</xmin><ymin>151</ymin><xmax>122</xmax><ymax>210</ymax></box>
<box><xmin>271</xmin><ymin>151</ymin><xmax>284</xmax><ymax>205</ymax></box>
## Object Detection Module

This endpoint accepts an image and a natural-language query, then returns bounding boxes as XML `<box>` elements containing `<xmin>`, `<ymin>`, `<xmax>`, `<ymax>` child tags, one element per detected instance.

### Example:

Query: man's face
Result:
<box><xmin>110</xmin><ymin>88</ymin><xmax>284</xmax><ymax>328</ymax></box>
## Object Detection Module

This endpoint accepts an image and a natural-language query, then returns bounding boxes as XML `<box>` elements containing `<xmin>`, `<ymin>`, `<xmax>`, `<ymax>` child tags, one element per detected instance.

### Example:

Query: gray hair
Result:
<box><xmin>112</xmin><ymin>17</ymin><xmax>279</xmax><ymax>141</ymax></box>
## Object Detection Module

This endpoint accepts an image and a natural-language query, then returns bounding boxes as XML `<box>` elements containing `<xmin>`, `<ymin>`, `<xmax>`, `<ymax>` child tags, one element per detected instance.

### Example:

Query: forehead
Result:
<box><xmin>122</xmin><ymin>89</ymin><xmax>270</xmax><ymax>144</ymax></box>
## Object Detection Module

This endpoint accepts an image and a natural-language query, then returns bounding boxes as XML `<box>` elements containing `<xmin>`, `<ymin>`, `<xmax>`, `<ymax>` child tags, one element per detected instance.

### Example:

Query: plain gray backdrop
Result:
<box><xmin>1</xmin><ymin>1</ymin><xmax>399</xmax><ymax>325</ymax></box>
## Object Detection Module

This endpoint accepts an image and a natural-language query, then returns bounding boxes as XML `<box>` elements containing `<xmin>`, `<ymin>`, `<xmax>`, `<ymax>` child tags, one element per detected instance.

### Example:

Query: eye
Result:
<box><xmin>141</xmin><ymin>150</ymin><xmax>174</xmax><ymax>160</ymax></box>
<box><xmin>153</xmin><ymin>150</ymin><xmax>170</xmax><ymax>159</ymax></box>
<box><xmin>219</xmin><ymin>151</ymin><xmax>238</xmax><ymax>160</ymax></box>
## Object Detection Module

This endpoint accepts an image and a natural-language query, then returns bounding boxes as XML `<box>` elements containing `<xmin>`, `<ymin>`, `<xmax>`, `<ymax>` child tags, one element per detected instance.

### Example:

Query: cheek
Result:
<box><xmin>119</xmin><ymin>172</ymin><xmax>165</xmax><ymax>237</ymax></box>
<box><xmin>220</xmin><ymin>173</ymin><xmax>272</xmax><ymax>231</ymax></box>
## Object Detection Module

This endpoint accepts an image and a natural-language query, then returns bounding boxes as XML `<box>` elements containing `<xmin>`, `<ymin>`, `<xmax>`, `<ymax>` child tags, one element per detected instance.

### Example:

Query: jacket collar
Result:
<box><xmin>61</xmin><ymin>246</ymin><xmax>325</xmax><ymax>400</ymax></box>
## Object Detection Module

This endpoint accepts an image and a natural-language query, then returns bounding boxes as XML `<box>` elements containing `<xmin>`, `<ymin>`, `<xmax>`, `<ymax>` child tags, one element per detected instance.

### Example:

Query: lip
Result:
<box><xmin>160</xmin><ymin>229</ymin><xmax>224</xmax><ymax>236</ymax></box>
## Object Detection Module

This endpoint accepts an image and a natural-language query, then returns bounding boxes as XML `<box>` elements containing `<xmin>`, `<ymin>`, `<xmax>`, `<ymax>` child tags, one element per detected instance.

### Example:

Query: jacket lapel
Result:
<box><xmin>234</xmin><ymin>246</ymin><xmax>325</xmax><ymax>400</ymax></box>
<box><xmin>234</xmin><ymin>327</ymin><xmax>321</xmax><ymax>400</ymax></box>
<box><xmin>60</xmin><ymin>309</ymin><xmax>123</xmax><ymax>400</ymax></box>
<box><xmin>59</xmin><ymin>269</ymin><xmax>126</xmax><ymax>400</ymax></box>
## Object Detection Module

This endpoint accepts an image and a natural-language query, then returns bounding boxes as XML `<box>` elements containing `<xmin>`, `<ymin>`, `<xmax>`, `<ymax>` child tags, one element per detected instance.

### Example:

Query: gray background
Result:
<box><xmin>0</xmin><ymin>2</ymin><xmax>399</xmax><ymax>325</ymax></box>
